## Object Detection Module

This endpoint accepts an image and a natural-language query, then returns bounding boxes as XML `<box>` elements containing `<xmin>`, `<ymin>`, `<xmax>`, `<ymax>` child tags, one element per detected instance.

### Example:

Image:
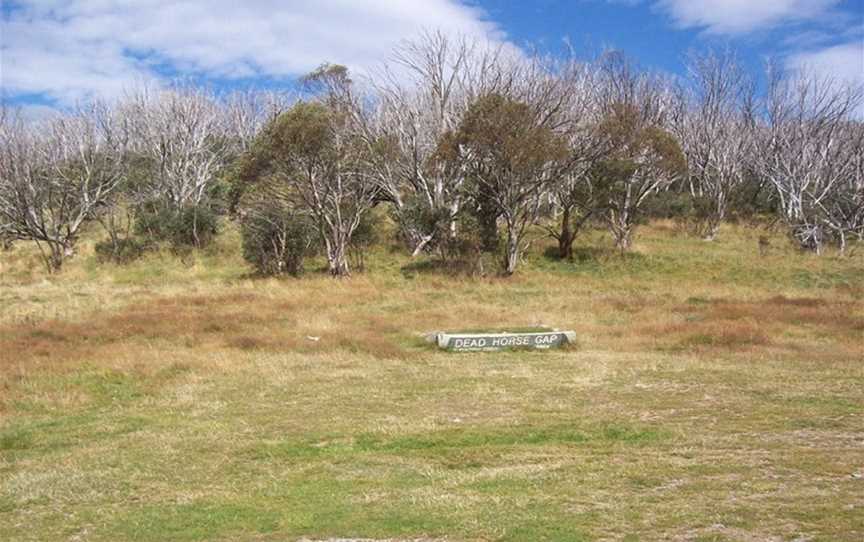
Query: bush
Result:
<box><xmin>436</xmin><ymin>211</ymin><xmax>495</xmax><ymax>275</ymax></box>
<box><xmin>241</xmin><ymin>203</ymin><xmax>316</xmax><ymax>276</ymax></box>
<box><xmin>94</xmin><ymin>237</ymin><xmax>146</xmax><ymax>264</ymax></box>
<box><xmin>0</xmin><ymin>233</ymin><xmax>13</xmax><ymax>251</ymax></box>
<box><xmin>641</xmin><ymin>191</ymin><xmax>695</xmax><ymax>221</ymax></box>
<box><xmin>391</xmin><ymin>200</ymin><xmax>453</xmax><ymax>255</ymax></box>
<box><xmin>134</xmin><ymin>201</ymin><xmax>219</xmax><ymax>250</ymax></box>
<box><xmin>348</xmin><ymin>210</ymin><xmax>383</xmax><ymax>272</ymax></box>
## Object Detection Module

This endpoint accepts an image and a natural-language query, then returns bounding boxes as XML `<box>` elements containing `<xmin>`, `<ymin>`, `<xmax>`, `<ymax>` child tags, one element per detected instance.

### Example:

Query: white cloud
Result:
<box><xmin>0</xmin><ymin>1</ymin><xmax>506</xmax><ymax>106</ymax></box>
<box><xmin>654</xmin><ymin>0</ymin><xmax>841</xmax><ymax>34</ymax></box>
<box><xmin>786</xmin><ymin>42</ymin><xmax>864</xmax><ymax>86</ymax></box>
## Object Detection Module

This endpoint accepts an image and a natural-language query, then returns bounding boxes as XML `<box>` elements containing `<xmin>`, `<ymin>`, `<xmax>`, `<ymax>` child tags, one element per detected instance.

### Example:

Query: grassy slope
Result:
<box><xmin>0</xmin><ymin>222</ymin><xmax>862</xmax><ymax>541</ymax></box>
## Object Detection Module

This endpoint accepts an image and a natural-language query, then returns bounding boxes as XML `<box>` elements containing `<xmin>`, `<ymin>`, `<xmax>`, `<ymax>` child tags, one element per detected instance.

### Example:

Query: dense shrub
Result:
<box><xmin>241</xmin><ymin>203</ymin><xmax>316</xmax><ymax>276</ymax></box>
<box><xmin>641</xmin><ymin>191</ymin><xmax>696</xmax><ymax>221</ymax></box>
<box><xmin>393</xmin><ymin>200</ymin><xmax>453</xmax><ymax>255</ymax></box>
<box><xmin>94</xmin><ymin>237</ymin><xmax>146</xmax><ymax>264</ymax></box>
<box><xmin>134</xmin><ymin>201</ymin><xmax>219</xmax><ymax>250</ymax></box>
<box><xmin>435</xmin><ymin>211</ymin><xmax>495</xmax><ymax>275</ymax></box>
<box><xmin>348</xmin><ymin>210</ymin><xmax>383</xmax><ymax>272</ymax></box>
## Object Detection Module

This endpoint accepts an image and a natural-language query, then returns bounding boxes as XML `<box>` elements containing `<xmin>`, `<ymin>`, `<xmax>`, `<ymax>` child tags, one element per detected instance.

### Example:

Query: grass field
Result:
<box><xmin>1</xmin><ymin>222</ymin><xmax>862</xmax><ymax>541</ymax></box>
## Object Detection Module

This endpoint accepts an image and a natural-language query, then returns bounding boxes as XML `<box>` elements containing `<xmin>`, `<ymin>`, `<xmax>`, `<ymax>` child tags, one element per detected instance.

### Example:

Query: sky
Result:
<box><xmin>1</xmin><ymin>0</ymin><xmax>862</xmax><ymax>118</ymax></box>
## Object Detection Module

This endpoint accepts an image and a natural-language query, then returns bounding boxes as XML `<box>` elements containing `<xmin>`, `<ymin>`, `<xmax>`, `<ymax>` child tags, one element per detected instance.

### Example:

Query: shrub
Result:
<box><xmin>436</xmin><ymin>211</ymin><xmax>494</xmax><ymax>276</ymax></box>
<box><xmin>241</xmin><ymin>203</ymin><xmax>316</xmax><ymax>276</ymax></box>
<box><xmin>348</xmin><ymin>210</ymin><xmax>383</xmax><ymax>272</ymax></box>
<box><xmin>134</xmin><ymin>201</ymin><xmax>219</xmax><ymax>250</ymax></box>
<box><xmin>393</xmin><ymin>200</ymin><xmax>453</xmax><ymax>255</ymax></box>
<box><xmin>641</xmin><ymin>191</ymin><xmax>695</xmax><ymax>221</ymax></box>
<box><xmin>94</xmin><ymin>237</ymin><xmax>146</xmax><ymax>264</ymax></box>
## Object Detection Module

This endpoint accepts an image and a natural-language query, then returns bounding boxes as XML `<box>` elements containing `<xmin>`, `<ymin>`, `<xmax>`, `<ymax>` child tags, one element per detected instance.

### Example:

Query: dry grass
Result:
<box><xmin>0</xmin><ymin>222</ymin><xmax>862</xmax><ymax>541</ymax></box>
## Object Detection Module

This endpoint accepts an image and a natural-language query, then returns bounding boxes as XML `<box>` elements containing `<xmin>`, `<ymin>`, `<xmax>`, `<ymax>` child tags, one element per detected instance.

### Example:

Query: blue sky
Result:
<box><xmin>1</xmin><ymin>1</ymin><xmax>862</xmax><ymax>116</ymax></box>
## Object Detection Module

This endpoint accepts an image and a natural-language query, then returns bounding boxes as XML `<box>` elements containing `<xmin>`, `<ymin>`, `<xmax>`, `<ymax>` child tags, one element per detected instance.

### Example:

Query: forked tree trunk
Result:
<box><xmin>702</xmin><ymin>198</ymin><xmax>726</xmax><ymax>241</ymax></box>
<box><xmin>37</xmin><ymin>239</ymin><xmax>73</xmax><ymax>274</ymax></box>
<box><xmin>609</xmin><ymin>210</ymin><xmax>633</xmax><ymax>253</ymax></box>
<box><xmin>325</xmin><ymin>237</ymin><xmax>351</xmax><ymax>277</ymax></box>
<box><xmin>702</xmin><ymin>219</ymin><xmax>721</xmax><ymax>242</ymax></box>
<box><xmin>614</xmin><ymin>229</ymin><xmax>632</xmax><ymax>252</ymax></box>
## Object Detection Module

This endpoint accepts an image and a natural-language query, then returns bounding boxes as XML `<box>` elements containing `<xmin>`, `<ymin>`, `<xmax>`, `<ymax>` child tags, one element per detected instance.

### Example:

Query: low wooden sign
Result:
<box><xmin>435</xmin><ymin>330</ymin><xmax>576</xmax><ymax>351</ymax></box>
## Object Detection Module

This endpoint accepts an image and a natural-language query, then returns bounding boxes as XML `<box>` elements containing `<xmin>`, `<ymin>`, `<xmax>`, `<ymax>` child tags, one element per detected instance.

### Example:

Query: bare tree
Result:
<box><xmin>0</xmin><ymin>106</ymin><xmax>15</xmax><ymax>250</ymax></box>
<box><xmin>816</xmin><ymin>121</ymin><xmax>864</xmax><ymax>253</ymax></box>
<box><xmin>545</xmin><ymin>60</ymin><xmax>606</xmax><ymax>259</ymax></box>
<box><xmin>223</xmin><ymin>89</ymin><xmax>294</xmax><ymax>153</ymax></box>
<box><xmin>124</xmin><ymin>86</ymin><xmax>230</xmax><ymax>211</ymax></box>
<box><xmin>755</xmin><ymin>65</ymin><xmax>863</xmax><ymax>253</ymax></box>
<box><xmin>676</xmin><ymin>48</ymin><xmax>755</xmax><ymax>240</ymax></box>
<box><xmin>0</xmin><ymin>103</ymin><xmax>128</xmax><ymax>271</ymax></box>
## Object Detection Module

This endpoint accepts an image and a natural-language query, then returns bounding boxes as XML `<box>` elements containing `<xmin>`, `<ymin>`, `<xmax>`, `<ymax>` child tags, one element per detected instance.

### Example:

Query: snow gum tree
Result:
<box><xmin>452</xmin><ymin>92</ymin><xmax>569</xmax><ymax>274</ymax></box>
<box><xmin>240</xmin><ymin>67</ymin><xmax>377</xmax><ymax>277</ymax></box>
<box><xmin>593</xmin><ymin>54</ymin><xmax>687</xmax><ymax>251</ymax></box>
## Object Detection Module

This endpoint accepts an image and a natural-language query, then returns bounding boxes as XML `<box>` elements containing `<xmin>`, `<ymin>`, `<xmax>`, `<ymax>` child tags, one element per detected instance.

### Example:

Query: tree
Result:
<box><xmin>240</xmin><ymin>191</ymin><xmax>316</xmax><ymax>276</ymax></box>
<box><xmin>123</xmin><ymin>86</ymin><xmax>230</xmax><ymax>247</ymax></box>
<box><xmin>822</xmin><ymin>122</ymin><xmax>864</xmax><ymax>252</ymax></box>
<box><xmin>453</xmin><ymin>93</ymin><xmax>569</xmax><ymax>274</ymax></box>
<box><xmin>754</xmin><ymin>65</ymin><xmax>863</xmax><ymax>253</ymax></box>
<box><xmin>547</xmin><ymin>60</ymin><xmax>605</xmax><ymax>259</ymax></box>
<box><xmin>369</xmin><ymin>31</ymin><xmax>509</xmax><ymax>256</ymax></box>
<box><xmin>676</xmin><ymin>49</ymin><xmax>755</xmax><ymax>240</ymax></box>
<box><xmin>594</xmin><ymin>54</ymin><xmax>686</xmax><ymax>251</ymax></box>
<box><xmin>241</xmin><ymin>94</ymin><xmax>377</xmax><ymax>277</ymax></box>
<box><xmin>0</xmin><ymin>104</ymin><xmax>128</xmax><ymax>271</ymax></box>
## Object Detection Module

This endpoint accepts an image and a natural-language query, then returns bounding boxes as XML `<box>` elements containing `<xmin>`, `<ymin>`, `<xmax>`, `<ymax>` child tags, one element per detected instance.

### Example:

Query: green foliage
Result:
<box><xmin>94</xmin><ymin>237</ymin><xmax>147</xmax><ymax>265</ymax></box>
<box><xmin>728</xmin><ymin>178</ymin><xmax>779</xmax><ymax>222</ymax></box>
<box><xmin>589</xmin><ymin>158</ymin><xmax>638</xmax><ymax>197</ymax></box>
<box><xmin>435</xmin><ymin>210</ymin><xmax>494</xmax><ymax>275</ymax></box>
<box><xmin>393</xmin><ymin>199</ymin><xmax>454</xmax><ymax>254</ymax></box>
<box><xmin>265</xmin><ymin>102</ymin><xmax>338</xmax><ymax>165</ymax></box>
<box><xmin>134</xmin><ymin>201</ymin><xmax>220</xmax><ymax>250</ymax></box>
<box><xmin>456</xmin><ymin>94</ymin><xmax>569</xmax><ymax>176</ymax></box>
<box><xmin>241</xmin><ymin>202</ymin><xmax>316</xmax><ymax>276</ymax></box>
<box><xmin>348</xmin><ymin>209</ymin><xmax>383</xmax><ymax>272</ymax></box>
<box><xmin>641</xmin><ymin>191</ymin><xmax>697</xmax><ymax>221</ymax></box>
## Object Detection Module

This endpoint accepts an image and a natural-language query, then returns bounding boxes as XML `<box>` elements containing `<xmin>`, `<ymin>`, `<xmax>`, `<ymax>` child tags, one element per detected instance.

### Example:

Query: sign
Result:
<box><xmin>436</xmin><ymin>331</ymin><xmax>576</xmax><ymax>351</ymax></box>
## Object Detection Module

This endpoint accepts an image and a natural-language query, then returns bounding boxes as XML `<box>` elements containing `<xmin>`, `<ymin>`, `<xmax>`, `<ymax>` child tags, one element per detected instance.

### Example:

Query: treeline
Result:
<box><xmin>1</xmin><ymin>32</ymin><xmax>862</xmax><ymax>276</ymax></box>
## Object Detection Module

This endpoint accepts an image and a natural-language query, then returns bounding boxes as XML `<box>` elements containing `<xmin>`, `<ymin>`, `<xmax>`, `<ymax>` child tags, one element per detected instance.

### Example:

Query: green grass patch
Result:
<box><xmin>112</xmin><ymin>501</ymin><xmax>280</xmax><ymax>542</ymax></box>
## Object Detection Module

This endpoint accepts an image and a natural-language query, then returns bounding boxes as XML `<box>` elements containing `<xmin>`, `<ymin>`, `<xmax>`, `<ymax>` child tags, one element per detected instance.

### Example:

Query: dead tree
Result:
<box><xmin>755</xmin><ymin>66</ymin><xmax>863</xmax><ymax>253</ymax></box>
<box><xmin>676</xmin><ymin>48</ymin><xmax>755</xmax><ymax>240</ymax></box>
<box><xmin>0</xmin><ymin>103</ymin><xmax>128</xmax><ymax>271</ymax></box>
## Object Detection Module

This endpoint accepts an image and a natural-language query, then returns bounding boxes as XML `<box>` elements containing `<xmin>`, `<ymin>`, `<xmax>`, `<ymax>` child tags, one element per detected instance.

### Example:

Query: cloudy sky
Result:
<box><xmin>1</xmin><ymin>0</ymin><xmax>862</xmax><ymax>114</ymax></box>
